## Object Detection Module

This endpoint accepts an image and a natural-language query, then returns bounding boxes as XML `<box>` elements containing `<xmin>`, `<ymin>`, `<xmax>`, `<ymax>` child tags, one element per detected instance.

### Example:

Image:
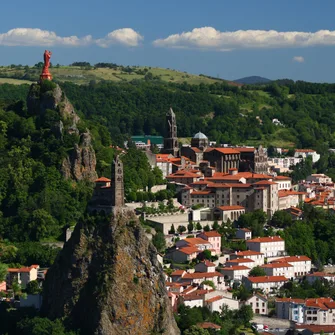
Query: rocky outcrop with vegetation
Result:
<box><xmin>41</xmin><ymin>211</ymin><xmax>180</xmax><ymax>335</ymax></box>
<box><xmin>27</xmin><ymin>81</ymin><xmax>97</xmax><ymax>182</ymax></box>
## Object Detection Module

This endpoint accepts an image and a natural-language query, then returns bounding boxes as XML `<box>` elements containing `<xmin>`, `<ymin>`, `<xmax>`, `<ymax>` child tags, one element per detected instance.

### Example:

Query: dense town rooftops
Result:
<box><xmin>247</xmin><ymin>236</ymin><xmax>284</xmax><ymax>243</ymax></box>
<box><xmin>246</xmin><ymin>275</ymin><xmax>288</xmax><ymax>283</ymax></box>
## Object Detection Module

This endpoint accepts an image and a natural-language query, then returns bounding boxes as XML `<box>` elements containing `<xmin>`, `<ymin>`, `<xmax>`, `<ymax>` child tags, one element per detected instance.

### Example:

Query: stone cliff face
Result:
<box><xmin>27</xmin><ymin>82</ymin><xmax>97</xmax><ymax>182</ymax></box>
<box><xmin>41</xmin><ymin>211</ymin><xmax>180</xmax><ymax>335</ymax></box>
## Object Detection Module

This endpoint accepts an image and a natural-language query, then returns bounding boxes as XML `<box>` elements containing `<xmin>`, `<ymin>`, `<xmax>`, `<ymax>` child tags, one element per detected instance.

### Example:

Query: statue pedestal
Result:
<box><xmin>40</xmin><ymin>72</ymin><xmax>52</xmax><ymax>81</ymax></box>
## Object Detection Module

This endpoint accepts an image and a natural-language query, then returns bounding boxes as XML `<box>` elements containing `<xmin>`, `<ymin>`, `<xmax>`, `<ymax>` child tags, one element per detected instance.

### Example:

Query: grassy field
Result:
<box><xmin>0</xmin><ymin>77</ymin><xmax>33</xmax><ymax>85</ymax></box>
<box><xmin>0</xmin><ymin>65</ymin><xmax>235</xmax><ymax>86</ymax></box>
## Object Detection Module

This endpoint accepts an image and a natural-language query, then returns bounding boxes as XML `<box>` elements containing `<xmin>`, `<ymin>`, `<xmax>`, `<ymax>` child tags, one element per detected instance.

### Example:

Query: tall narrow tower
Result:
<box><xmin>164</xmin><ymin>107</ymin><xmax>179</xmax><ymax>157</ymax></box>
<box><xmin>111</xmin><ymin>155</ymin><xmax>125</xmax><ymax>207</ymax></box>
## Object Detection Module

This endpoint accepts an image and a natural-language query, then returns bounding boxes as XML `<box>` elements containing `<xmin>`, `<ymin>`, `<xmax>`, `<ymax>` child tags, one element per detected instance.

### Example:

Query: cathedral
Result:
<box><xmin>163</xmin><ymin>107</ymin><xmax>179</xmax><ymax>157</ymax></box>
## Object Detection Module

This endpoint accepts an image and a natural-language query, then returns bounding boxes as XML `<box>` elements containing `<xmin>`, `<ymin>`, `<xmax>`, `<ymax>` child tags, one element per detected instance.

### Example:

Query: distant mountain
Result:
<box><xmin>234</xmin><ymin>76</ymin><xmax>272</xmax><ymax>85</ymax></box>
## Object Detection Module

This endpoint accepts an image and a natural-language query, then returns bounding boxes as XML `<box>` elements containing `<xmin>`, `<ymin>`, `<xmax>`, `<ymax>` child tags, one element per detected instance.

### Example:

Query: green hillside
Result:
<box><xmin>0</xmin><ymin>64</ymin><xmax>239</xmax><ymax>86</ymax></box>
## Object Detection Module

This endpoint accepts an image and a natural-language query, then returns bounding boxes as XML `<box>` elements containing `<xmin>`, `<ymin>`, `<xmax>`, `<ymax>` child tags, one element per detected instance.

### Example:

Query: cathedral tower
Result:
<box><xmin>164</xmin><ymin>107</ymin><xmax>179</xmax><ymax>157</ymax></box>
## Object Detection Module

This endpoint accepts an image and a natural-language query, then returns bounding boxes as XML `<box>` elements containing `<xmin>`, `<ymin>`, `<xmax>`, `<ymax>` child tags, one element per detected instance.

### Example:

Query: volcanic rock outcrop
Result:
<box><xmin>27</xmin><ymin>81</ymin><xmax>98</xmax><ymax>182</ymax></box>
<box><xmin>41</xmin><ymin>211</ymin><xmax>180</xmax><ymax>335</ymax></box>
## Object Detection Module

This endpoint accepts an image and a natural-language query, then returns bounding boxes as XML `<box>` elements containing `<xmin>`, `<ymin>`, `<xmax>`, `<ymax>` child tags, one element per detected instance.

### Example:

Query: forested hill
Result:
<box><xmin>3</xmin><ymin>80</ymin><xmax>335</xmax><ymax>152</ymax></box>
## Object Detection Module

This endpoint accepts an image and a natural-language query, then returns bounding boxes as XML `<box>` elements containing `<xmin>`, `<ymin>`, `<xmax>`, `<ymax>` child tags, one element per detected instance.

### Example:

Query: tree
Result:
<box><xmin>152</xmin><ymin>232</ymin><xmax>166</xmax><ymax>253</ymax></box>
<box><xmin>236</xmin><ymin>305</ymin><xmax>254</xmax><ymax>325</ymax></box>
<box><xmin>248</xmin><ymin>266</ymin><xmax>266</xmax><ymax>277</ymax></box>
<box><xmin>169</xmin><ymin>224</ymin><xmax>175</xmax><ymax>234</ymax></box>
<box><xmin>271</xmin><ymin>210</ymin><xmax>292</xmax><ymax>228</ymax></box>
<box><xmin>188</xmin><ymin>222</ymin><xmax>194</xmax><ymax>233</ymax></box>
<box><xmin>204</xmin><ymin>225</ymin><xmax>210</xmax><ymax>232</ymax></box>
<box><xmin>202</xmin><ymin>250</ymin><xmax>212</xmax><ymax>260</ymax></box>
<box><xmin>177</xmin><ymin>225</ymin><xmax>186</xmax><ymax>234</ymax></box>
<box><xmin>201</xmin><ymin>280</ymin><xmax>215</xmax><ymax>289</ymax></box>
<box><xmin>26</xmin><ymin>280</ymin><xmax>41</xmax><ymax>295</ymax></box>
<box><xmin>184</xmin><ymin>325</ymin><xmax>210</xmax><ymax>335</ymax></box>
<box><xmin>0</xmin><ymin>263</ymin><xmax>8</xmax><ymax>281</ymax></box>
<box><xmin>196</xmin><ymin>222</ymin><xmax>202</xmax><ymax>231</ymax></box>
<box><xmin>212</xmin><ymin>221</ymin><xmax>220</xmax><ymax>231</ymax></box>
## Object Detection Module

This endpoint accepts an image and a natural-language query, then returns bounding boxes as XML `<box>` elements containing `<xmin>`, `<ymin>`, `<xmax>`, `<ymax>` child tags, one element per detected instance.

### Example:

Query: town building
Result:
<box><xmin>219</xmin><ymin>265</ymin><xmax>250</xmax><ymax>281</ymax></box>
<box><xmin>261</xmin><ymin>262</ymin><xmax>294</xmax><ymax>279</ymax></box>
<box><xmin>294</xmin><ymin>149</ymin><xmax>320</xmax><ymax>163</ymax></box>
<box><xmin>235</xmin><ymin>228</ymin><xmax>252</xmax><ymax>240</ymax></box>
<box><xmin>306</xmin><ymin>272</ymin><xmax>335</xmax><ymax>285</ymax></box>
<box><xmin>278</xmin><ymin>190</ymin><xmax>307</xmax><ymax>210</ymax></box>
<box><xmin>275</xmin><ymin>298</ymin><xmax>305</xmax><ymax>323</ymax></box>
<box><xmin>271</xmin><ymin>256</ymin><xmax>312</xmax><ymax>277</ymax></box>
<box><xmin>229</xmin><ymin>250</ymin><xmax>265</xmax><ymax>267</ymax></box>
<box><xmin>244</xmin><ymin>293</ymin><xmax>268</xmax><ymax>315</ymax></box>
<box><xmin>306</xmin><ymin>174</ymin><xmax>332</xmax><ymax>184</ymax></box>
<box><xmin>6</xmin><ymin>265</ymin><xmax>39</xmax><ymax>289</ymax></box>
<box><xmin>242</xmin><ymin>276</ymin><xmax>288</xmax><ymax>295</ymax></box>
<box><xmin>246</xmin><ymin>236</ymin><xmax>285</xmax><ymax>258</ymax></box>
<box><xmin>236</xmin><ymin>146</ymin><xmax>269</xmax><ymax>175</ymax></box>
<box><xmin>197</xmin><ymin>231</ymin><xmax>222</xmax><ymax>254</ymax></box>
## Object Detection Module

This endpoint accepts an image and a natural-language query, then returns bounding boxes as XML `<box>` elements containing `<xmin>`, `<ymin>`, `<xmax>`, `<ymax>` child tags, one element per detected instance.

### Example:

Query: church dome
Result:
<box><xmin>193</xmin><ymin>132</ymin><xmax>208</xmax><ymax>139</ymax></box>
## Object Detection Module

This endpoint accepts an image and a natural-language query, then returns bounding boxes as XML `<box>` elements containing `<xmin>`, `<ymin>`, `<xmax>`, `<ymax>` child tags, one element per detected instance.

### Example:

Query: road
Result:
<box><xmin>252</xmin><ymin>316</ymin><xmax>294</xmax><ymax>335</ymax></box>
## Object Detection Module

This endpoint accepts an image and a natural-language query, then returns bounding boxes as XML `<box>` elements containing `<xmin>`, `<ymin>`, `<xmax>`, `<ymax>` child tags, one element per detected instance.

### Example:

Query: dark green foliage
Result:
<box><xmin>152</xmin><ymin>232</ymin><xmax>166</xmax><ymax>253</ymax></box>
<box><xmin>248</xmin><ymin>266</ymin><xmax>266</xmax><ymax>277</ymax></box>
<box><xmin>25</xmin><ymin>280</ymin><xmax>42</xmax><ymax>295</ymax></box>
<box><xmin>237</xmin><ymin>210</ymin><xmax>267</xmax><ymax>237</ymax></box>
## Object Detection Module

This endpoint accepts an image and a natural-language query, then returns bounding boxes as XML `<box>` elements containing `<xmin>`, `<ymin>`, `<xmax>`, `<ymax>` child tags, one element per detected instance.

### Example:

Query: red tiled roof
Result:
<box><xmin>296</xmin><ymin>325</ymin><xmax>335</xmax><ymax>333</ymax></box>
<box><xmin>216</xmin><ymin>205</ymin><xmax>245</xmax><ymax>211</ymax></box>
<box><xmin>206</xmin><ymin>295</ymin><xmax>224</xmax><ymax>303</ymax></box>
<box><xmin>177</xmin><ymin>247</ymin><xmax>200</xmax><ymax>255</ymax></box>
<box><xmin>95</xmin><ymin>177</ymin><xmax>111</xmax><ymax>182</ymax></box>
<box><xmin>306</xmin><ymin>272</ymin><xmax>335</xmax><ymax>278</ymax></box>
<box><xmin>246</xmin><ymin>275</ymin><xmax>288</xmax><ymax>283</ymax></box>
<box><xmin>212</xmin><ymin>148</ymin><xmax>240</xmax><ymax>154</ymax></box>
<box><xmin>7</xmin><ymin>266</ymin><xmax>36</xmax><ymax>273</ymax></box>
<box><xmin>273</xmin><ymin>256</ymin><xmax>311</xmax><ymax>263</ymax></box>
<box><xmin>237</xmin><ymin>228</ymin><xmax>252</xmax><ymax>232</ymax></box>
<box><xmin>183</xmin><ymin>271</ymin><xmax>223</xmax><ymax>279</ymax></box>
<box><xmin>261</xmin><ymin>262</ymin><xmax>293</xmax><ymax>269</ymax></box>
<box><xmin>279</xmin><ymin>190</ymin><xmax>307</xmax><ymax>198</ymax></box>
<box><xmin>295</xmin><ymin>149</ymin><xmax>316</xmax><ymax>153</ymax></box>
<box><xmin>171</xmin><ymin>270</ymin><xmax>185</xmax><ymax>276</ymax></box>
<box><xmin>199</xmin><ymin>231</ymin><xmax>221</xmax><ymax>238</ymax></box>
<box><xmin>247</xmin><ymin>236</ymin><xmax>284</xmax><ymax>243</ymax></box>
<box><xmin>191</xmin><ymin>191</ymin><xmax>214</xmax><ymax>195</ymax></box>
<box><xmin>220</xmin><ymin>265</ymin><xmax>250</xmax><ymax>271</ymax></box>
<box><xmin>276</xmin><ymin>297</ymin><xmax>305</xmax><ymax>303</ymax></box>
<box><xmin>182</xmin><ymin>238</ymin><xmax>212</xmax><ymax>245</ymax></box>
<box><xmin>227</xmin><ymin>258</ymin><xmax>254</xmax><ymax>264</ymax></box>
<box><xmin>274</xmin><ymin>176</ymin><xmax>292</xmax><ymax>181</ymax></box>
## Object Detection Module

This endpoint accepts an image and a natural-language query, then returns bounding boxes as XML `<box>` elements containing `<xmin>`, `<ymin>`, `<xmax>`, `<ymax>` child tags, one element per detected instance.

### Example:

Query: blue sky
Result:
<box><xmin>2</xmin><ymin>0</ymin><xmax>335</xmax><ymax>82</ymax></box>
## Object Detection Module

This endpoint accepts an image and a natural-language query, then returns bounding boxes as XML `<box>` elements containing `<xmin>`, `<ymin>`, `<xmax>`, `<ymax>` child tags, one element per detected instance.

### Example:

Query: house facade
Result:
<box><xmin>245</xmin><ymin>293</ymin><xmax>268</xmax><ymax>315</ymax></box>
<box><xmin>246</xmin><ymin>236</ymin><xmax>285</xmax><ymax>258</ymax></box>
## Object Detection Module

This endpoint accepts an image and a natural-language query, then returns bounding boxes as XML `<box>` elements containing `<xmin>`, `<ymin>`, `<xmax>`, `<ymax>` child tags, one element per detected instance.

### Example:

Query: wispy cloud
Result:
<box><xmin>0</xmin><ymin>28</ymin><xmax>142</xmax><ymax>47</ymax></box>
<box><xmin>292</xmin><ymin>56</ymin><xmax>305</xmax><ymax>63</ymax></box>
<box><xmin>153</xmin><ymin>27</ymin><xmax>335</xmax><ymax>51</ymax></box>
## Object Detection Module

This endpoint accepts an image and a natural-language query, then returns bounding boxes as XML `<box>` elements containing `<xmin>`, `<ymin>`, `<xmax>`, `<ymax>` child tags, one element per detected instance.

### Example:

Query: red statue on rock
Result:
<box><xmin>40</xmin><ymin>50</ymin><xmax>52</xmax><ymax>81</ymax></box>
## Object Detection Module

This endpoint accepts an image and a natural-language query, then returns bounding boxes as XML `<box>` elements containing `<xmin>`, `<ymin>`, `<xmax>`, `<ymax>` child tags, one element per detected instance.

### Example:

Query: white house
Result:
<box><xmin>205</xmin><ymin>295</ymin><xmax>239</xmax><ymax>312</ymax></box>
<box><xmin>176</xmin><ymin>238</ymin><xmax>213</xmax><ymax>251</ymax></box>
<box><xmin>225</xmin><ymin>258</ymin><xmax>255</xmax><ymax>268</ymax></box>
<box><xmin>306</xmin><ymin>174</ymin><xmax>332</xmax><ymax>184</ymax></box>
<box><xmin>6</xmin><ymin>265</ymin><xmax>39</xmax><ymax>289</ymax></box>
<box><xmin>261</xmin><ymin>262</ymin><xmax>294</xmax><ymax>279</ymax></box>
<box><xmin>235</xmin><ymin>228</ymin><xmax>252</xmax><ymax>240</ymax></box>
<box><xmin>167</xmin><ymin>247</ymin><xmax>200</xmax><ymax>263</ymax></box>
<box><xmin>219</xmin><ymin>265</ymin><xmax>250</xmax><ymax>281</ymax></box>
<box><xmin>246</xmin><ymin>236</ymin><xmax>285</xmax><ymax>258</ymax></box>
<box><xmin>273</xmin><ymin>176</ymin><xmax>292</xmax><ymax>190</ymax></box>
<box><xmin>294</xmin><ymin>149</ymin><xmax>320</xmax><ymax>163</ymax></box>
<box><xmin>242</xmin><ymin>276</ymin><xmax>288</xmax><ymax>295</ymax></box>
<box><xmin>244</xmin><ymin>293</ymin><xmax>268</xmax><ymax>315</ymax></box>
<box><xmin>271</xmin><ymin>256</ymin><xmax>312</xmax><ymax>277</ymax></box>
<box><xmin>230</xmin><ymin>250</ymin><xmax>265</xmax><ymax>267</ymax></box>
<box><xmin>180</xmin><ymin>272</ymin><xmax>226</xmax><ymax>290</ymax></box>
